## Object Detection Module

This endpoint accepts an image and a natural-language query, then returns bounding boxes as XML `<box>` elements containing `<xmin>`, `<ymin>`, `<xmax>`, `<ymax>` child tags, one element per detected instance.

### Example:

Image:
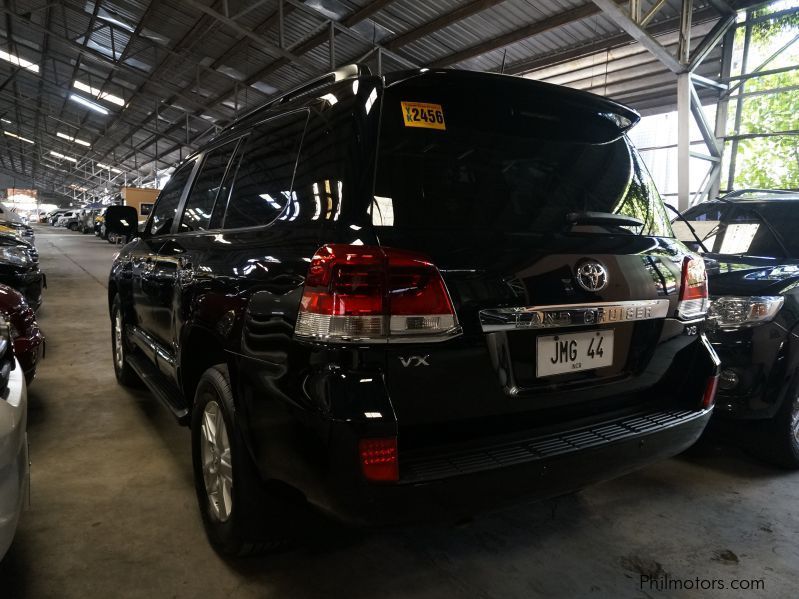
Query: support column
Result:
<box><xmin>677</xmin><ymin>72</ymin><xmax>692</xmax><ymax>211</ymax></box>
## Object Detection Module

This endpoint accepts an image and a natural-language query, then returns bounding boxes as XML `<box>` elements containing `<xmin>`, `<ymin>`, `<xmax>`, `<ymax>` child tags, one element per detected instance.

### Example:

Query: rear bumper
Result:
<box><xmin>0</xmin><ymin>359</ymin><xmax>28</xmax><ymax>559</ymax></box>
<box><xmin>317</xmin><ymin>407</ymin><xmax>711</xmax><ymax>525</ymax></box>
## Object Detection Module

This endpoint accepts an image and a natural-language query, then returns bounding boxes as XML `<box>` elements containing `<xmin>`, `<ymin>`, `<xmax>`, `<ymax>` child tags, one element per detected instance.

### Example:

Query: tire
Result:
<box><xmin>191</xmin><ymin>365</ymin><xmax>288</xmax><ymax>556</ymax></box>
<box><xmin>111</xmin><ymin>295</ymin><xmax>141</xmax><ymax>387</ymax></box>
<box><xmin>754</xmin><ymin>385</ymin><xmax>799</xmax><ymax>469</ymax></box>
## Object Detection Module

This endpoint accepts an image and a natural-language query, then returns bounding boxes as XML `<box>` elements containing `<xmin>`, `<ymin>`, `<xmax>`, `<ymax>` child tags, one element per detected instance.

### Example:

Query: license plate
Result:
<box><xmin>536</xmin><ymin>330</ymin><xmax>614</xmax><ymax>377</ymax></box>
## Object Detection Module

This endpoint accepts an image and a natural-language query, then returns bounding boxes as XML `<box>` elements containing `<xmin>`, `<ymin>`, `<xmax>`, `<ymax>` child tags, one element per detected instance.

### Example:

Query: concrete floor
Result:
<box><xmin>1</xmin><ymin>225</ymin><xmax>797</xmax><ymax>598</ymax></box>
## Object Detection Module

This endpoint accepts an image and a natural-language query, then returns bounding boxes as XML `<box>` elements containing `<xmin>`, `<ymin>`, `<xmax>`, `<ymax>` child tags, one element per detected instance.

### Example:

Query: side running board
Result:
<box><xmin>127</xmin><ymin>353</ymin><xmax>189</xmax><ymax>424</ymax></box>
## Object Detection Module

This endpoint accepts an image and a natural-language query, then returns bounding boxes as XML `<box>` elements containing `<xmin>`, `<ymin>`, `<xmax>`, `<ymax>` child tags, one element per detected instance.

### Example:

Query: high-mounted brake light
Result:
<box><xmin>677</xmin><ymin>256</ymin><xmax>709</xmax><ymax>319</ymax></box>
<box><xmin>359</xmin><ymin>437</ymin><xmax>399</xmax><ymax>482</ymax></box>
<box><xmin>295</xmin><ymin>244</ymin><xmax>461</xmax><ymax>343</ymax></box>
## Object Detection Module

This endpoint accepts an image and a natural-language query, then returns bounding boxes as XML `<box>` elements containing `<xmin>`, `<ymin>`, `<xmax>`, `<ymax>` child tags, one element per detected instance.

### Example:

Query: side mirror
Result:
<box><xmin>105</xmin><ymin>206</ymin><xmax>139</xmax><ymax>239</ymax></box>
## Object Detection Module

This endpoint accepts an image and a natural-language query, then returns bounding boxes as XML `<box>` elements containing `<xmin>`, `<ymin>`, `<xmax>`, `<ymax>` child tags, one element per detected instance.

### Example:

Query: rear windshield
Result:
<box><xmin>680</xmin><ymin>201</ymin><xmax>799</xmax><ymax>258</ymax></box>
<box><xmin>373</xmin><ymin>77</ymin><xmax>672</xmax><ymax>237</ymax></box>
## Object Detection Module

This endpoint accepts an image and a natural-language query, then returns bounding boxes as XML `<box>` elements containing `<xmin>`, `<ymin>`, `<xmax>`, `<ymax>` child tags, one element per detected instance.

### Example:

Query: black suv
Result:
<box><xmin>675</xmin><ymin>190</ymin><xmax>799</xmax><ymax>467</ymax></box>
<box><xmin>106</xmin><ymin>66</ymin><xmax>719</xmax><ymax>554</ymax></box>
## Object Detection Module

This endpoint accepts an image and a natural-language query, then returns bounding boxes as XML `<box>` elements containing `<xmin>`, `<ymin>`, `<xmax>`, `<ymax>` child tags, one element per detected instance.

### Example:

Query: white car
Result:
<box><xmin>0</xmin><ymin>320</ymin><xmax>28</xmax><ymax>560</ymax></box>
<box><xmin>55</xmin><ymin>211</ymin><xmax>78</xmax><ymax>228</ymax></box>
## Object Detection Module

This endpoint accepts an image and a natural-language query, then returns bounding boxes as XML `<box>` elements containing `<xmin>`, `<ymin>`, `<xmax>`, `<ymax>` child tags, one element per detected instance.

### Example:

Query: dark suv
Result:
<box><xmin>675</xmin><ymin>190</ymin><xmax>799</xmax><ymax>467</ymax></box>
<box><xmin>106</xmin><ymin>66</ymin><xmax>719</xmax><ymax>554</ymax></box>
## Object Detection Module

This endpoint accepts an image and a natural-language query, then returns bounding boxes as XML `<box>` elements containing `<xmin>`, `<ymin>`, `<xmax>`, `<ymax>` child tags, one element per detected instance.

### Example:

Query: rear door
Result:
<box><xmin>371</xmin><ymin>75</ymin><xmax>690</xmax><ymax>437</ymax></box>
<box><xmin>152</xmin><ymin>137</ymin><xmax>243</xmax><ymax>365</ymax></box>
<box><xmin>133</xmin><ymin>160</ymin><xmax>197</xmax><ymax>342</ymax></box>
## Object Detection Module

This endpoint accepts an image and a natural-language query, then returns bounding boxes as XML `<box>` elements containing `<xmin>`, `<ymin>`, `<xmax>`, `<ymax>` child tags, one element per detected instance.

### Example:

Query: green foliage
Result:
<box><xmin>731</xmin><ymin>5</ymin><xmax>799</xmax><ymax>190</ymax></box>
<box><xmin>751</xmin><ymin>13</ymin><xmax>799</xmax><ymax>43</ymax></box>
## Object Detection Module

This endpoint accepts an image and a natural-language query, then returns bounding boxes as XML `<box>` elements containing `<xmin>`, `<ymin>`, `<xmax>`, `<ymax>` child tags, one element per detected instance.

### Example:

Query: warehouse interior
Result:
<box><xmin>0</xmin><ymin>0</ymin><xmax>797</xmax><ymax>597</ymax></box>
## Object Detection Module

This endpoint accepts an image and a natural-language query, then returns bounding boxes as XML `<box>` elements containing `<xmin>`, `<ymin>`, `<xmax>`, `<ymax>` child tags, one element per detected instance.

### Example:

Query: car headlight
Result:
<box><xmin>708</xmin><ymin>296</ymin><xmax>784</xmax><ymax>329</ymax></box>
<box><xmin>0</xmin><ymin>246</ymin><xmax>32</xmax><ymax>267</ymax></box>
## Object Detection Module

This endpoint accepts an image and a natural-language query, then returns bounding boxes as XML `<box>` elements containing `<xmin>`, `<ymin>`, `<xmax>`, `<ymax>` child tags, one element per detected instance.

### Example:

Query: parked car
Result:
<box><xmin>47</xmin><ymin>209</ymin><xmax>69</xmax><ymax>225</ymax></box>
<box><xmin>0</xmin><ymin>234</ymin><xmax>43</xmax><ymax>310</ymax></box>
<box><xmin>0</xmin><ymin>284</ymin><xmax>44</xmax><ymax>385</ymax></box>
<box><xmin>56</xmin><ymin>211</ymin><xmax>80</xmax><ymax>230</ymax></box>
<box><xmin>106</xmin><ymin>66</ymin><xmax>720</xmax><ymax>555</ymax></box>
<box><xmin>0</xmin><ymin>220</ymin><xmax>35</xmax><ymax>244</ymax></box>
<box><xmin>673</xmin><ymin>190</ymin><xmax>799</xmax><ymax>467</ymax></box>
<box><xmin>0</xmin><ymin>315</ymin><xmax>29</xmax><ymax>560</ymax></box>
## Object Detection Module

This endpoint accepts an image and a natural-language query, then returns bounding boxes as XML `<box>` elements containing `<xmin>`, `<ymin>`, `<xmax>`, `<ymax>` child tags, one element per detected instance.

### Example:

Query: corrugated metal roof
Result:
<box><xmin>0</xmin><ymin>0</ymin><xmax>765</xmax><ymax>199</ymax></box>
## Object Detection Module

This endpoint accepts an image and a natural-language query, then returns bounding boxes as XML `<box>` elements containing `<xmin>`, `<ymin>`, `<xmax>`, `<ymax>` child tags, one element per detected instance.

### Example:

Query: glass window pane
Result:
<box><xmin>180</xmin><ymin>140</ymin><xmax>239</xmax><ymax>232</ymax></box>
<box><xmin>148</xmin><ymin>162</ymin><xmax>194</xmax><ymax>236</ymax></box>
<box><xmin>223</xmin><ymin>112</ymin><xmax>308</xmax><ymax>229</ymax></box>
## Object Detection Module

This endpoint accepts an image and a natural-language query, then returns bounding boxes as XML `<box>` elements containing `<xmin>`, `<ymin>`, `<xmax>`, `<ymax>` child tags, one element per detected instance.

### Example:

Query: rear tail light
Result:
<box><xmin>358</xmin><ymin>437</ymin><xmax>399</xmax><ymax>482</ymax></box>
<box><xmin>677</xmin><ymin>256</ymin><xmax>709</xmax><ymax>319</ymax></box>
<box><xmin>295</xmin><ymin>244</ymin><xmax>460</xmax><ymax>343</ymax></box>
<box><xmin>702</xmin><ymin>375</ymin><xmax>719</xmax><ymax>409</ymax></box>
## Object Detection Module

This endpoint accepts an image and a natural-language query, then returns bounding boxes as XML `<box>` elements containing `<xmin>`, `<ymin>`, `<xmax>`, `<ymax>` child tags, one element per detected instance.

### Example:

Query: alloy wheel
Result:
<box><xmin>113</xmin><ymin>311</ymin><xmax>124</xmax><ymax>370</ymax></box>
<box><xmin>200</xmin><ymin>400</ymin><xmax>233</xmax><ymax>522</ymax></box>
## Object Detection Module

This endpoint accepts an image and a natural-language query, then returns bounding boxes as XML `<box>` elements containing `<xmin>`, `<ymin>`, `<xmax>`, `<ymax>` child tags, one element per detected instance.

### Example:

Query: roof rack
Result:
<box><xmin>228</xmin><ymin>64</ymin><xmax>371</xmax><ymax>129</ymax></box>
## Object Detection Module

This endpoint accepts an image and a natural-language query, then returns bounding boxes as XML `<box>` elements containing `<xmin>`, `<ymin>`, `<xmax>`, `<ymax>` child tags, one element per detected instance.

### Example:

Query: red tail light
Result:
<box><xmin>359</xmin><ymin>437</ymin><xmax>399</xmax><ymax>482</ymax></box>
<box><xmin>295</xmin><ymin>244</ymin><xmax>460</xmax><ymax>343</ymax></box>
<box><xmin>677</xmin><ymin>256</ymin><xmax>709</xmax><ymax>319</ymax></box>
<box><xmin>702</xmin><ymin>375</ymin><xmax>719</xmax><ymax>409</ymax></box>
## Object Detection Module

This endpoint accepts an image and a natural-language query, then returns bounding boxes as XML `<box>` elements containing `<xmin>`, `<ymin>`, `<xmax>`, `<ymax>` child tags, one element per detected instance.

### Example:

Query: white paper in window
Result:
<box><xmin>720</xmin><ymin>223</ymin><xmax>760</xmax><ymax>254</ymax></box>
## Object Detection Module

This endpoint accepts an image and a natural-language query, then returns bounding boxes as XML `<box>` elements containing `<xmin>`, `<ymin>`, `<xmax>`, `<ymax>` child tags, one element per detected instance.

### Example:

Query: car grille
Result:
<box><xmin>400</xmin><ymin>409</ymin><xmax>702</xmax><ymax>483</ymax></box>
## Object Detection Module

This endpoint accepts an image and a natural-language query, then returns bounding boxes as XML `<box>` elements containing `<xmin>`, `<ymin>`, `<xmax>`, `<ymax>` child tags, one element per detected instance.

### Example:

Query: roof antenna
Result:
<box><xmin>500</xmin><ymin>49</ymin><xmax>507</xmax><ymax>74</ymax></box>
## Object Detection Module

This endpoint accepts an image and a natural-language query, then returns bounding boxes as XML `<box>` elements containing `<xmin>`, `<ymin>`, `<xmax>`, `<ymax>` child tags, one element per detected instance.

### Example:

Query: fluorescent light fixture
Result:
<box><xmin>4</xmin><ymin>131</ymin><xmax>34</xmax><ymax>144</ymax></box>
<box><xmin>56</xmin><ymin>131</ymin><xmax>91</xmax><ymax>147</ymax></box>
<box><xmin>50</xmin><ymin>150</ymin><xmax>78</xmax><ymax>163</ymax></box>
<box><xmin>97</xmin><ymin>163</ymin><xmax>122</xmax><ymax>174</ymax></box>
<box><xmin>69</xmin><ymin>94</ymin><xmax>109</xmax><ymax>115</ymax></box>
<box><xmin>73</xmin><ymin>81</ymin><xmax>125</xmax><ymax>106</ymax></box>
<box><xmin>0</xmin><ymin>118</ymin><xmax>11</xmax><ymax>124</ymax></box>
<box><xmin>0</xmin><ymin>49</ymin><xmax>39</xmax><ymax>73</ymax></box>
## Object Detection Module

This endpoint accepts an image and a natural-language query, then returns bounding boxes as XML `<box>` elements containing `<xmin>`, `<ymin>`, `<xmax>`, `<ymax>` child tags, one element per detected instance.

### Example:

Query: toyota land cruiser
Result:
<box><xmin>106</xmin><ymin>66</ymin><xmax>719</xmax><ymax>555</ymax></box>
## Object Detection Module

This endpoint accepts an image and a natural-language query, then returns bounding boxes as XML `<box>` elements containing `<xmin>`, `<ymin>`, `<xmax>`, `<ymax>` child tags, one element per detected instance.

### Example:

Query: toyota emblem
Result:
<box><xmin>575</xmin><ymin>260</ymin><xmax>609</xmax><ymax>292</ymax></box>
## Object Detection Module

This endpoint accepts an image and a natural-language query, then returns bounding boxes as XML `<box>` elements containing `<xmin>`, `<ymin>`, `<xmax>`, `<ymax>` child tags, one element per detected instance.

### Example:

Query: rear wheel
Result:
<box><xmin>111</xmin><ymin>295</ymin><xmax>140</xmax><ymax>387</ymax></box>
<box><xmin>191</xmin><ymin>365</ymin><xmax>289</xmax><ymax>555</ymax></box>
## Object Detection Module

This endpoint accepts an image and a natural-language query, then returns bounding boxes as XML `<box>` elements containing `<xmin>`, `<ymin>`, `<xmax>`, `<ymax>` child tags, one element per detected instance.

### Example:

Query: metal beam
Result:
<box><xmin>688</xmin><ymin>12</ymin><xmax>735</xmax><ymax>71</ymax></box>
<box><xmin>677</xmin><ymin>72</ymin><xmax>691</xmax><ymax>210</ymax></box>
<box><xmin>590</xmin><ymin>0</ymin><xmax>684</xmax><ymax>73</ymax></box>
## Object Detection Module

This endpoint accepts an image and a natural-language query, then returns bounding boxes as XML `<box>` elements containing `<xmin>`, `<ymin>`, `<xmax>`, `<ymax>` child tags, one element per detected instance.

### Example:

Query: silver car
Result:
<box><xmin>0</xmin><ymin>319</ymin><xmax>28</xmax><ymax>560</ymax></box>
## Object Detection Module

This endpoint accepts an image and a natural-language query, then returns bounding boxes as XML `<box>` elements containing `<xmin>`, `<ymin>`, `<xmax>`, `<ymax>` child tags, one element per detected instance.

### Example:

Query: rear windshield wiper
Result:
<box><xmin>718</xmin><ymin>198</ymin><xmax>790</xmax><ymax>258</ymax></box>
<box><xmin>663</xmin><ymin>203</ymin><xmax>709</xmax><ymax>253</ymax></box>
<box><xmin>566</xmin><ymin>211</ymin><xmax>644</xmax><ymax>229</ymax></box>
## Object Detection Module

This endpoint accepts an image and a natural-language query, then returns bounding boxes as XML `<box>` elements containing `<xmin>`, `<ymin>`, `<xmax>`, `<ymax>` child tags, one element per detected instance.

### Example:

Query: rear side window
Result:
<box><xmin>374</xmin><ymin>80</ymin><xmax>672</xmax><ymax>237</ymax></box>
<box><xmin>179</xmin><ymin>139</ymin><xmax>239</xmax><ymax>232</ymax></box>
<box><xmin>222</xmin><ymin>111</ymin><xmax>308</xmax><ymax>229</ymax></box>
<box><xmin>148</xmin><ymin>161</ymin><xmax>194</xmax><ymax>236</ymax></box>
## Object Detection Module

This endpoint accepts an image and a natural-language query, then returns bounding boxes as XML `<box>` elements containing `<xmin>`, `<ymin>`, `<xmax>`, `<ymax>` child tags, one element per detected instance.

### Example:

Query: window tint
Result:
<box><xmin>148</xmin><ymin>162</ymin><xmax>194</xmax><ymax>236</ymax></box>
<box><xmin>684</xmin><ymin>202</ymin><xmax>799</xmax><ymax>258</ymax></box>
<box><xmin>291</xmin><ymin>109</ymin><xmax>357</xmax><ymax>225</ymax></box>
<box><xmin>374</xmin><ymin>80</ymin><xmax>673</xmax><ymax>237</ymax></box>
<box><xmin>678</xmin><ymin>203</ymin><xmax>731</xmax><ymax>251</ymax></box>
<box><xmin>223</xmin><ymin>111</ymin><xmax>308</xmax><ymax>229</ymax></box>
<box><xmin>179</xmin><ymin>139</ymin><xmax>239</xmax><ymax>232</ymax></box>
